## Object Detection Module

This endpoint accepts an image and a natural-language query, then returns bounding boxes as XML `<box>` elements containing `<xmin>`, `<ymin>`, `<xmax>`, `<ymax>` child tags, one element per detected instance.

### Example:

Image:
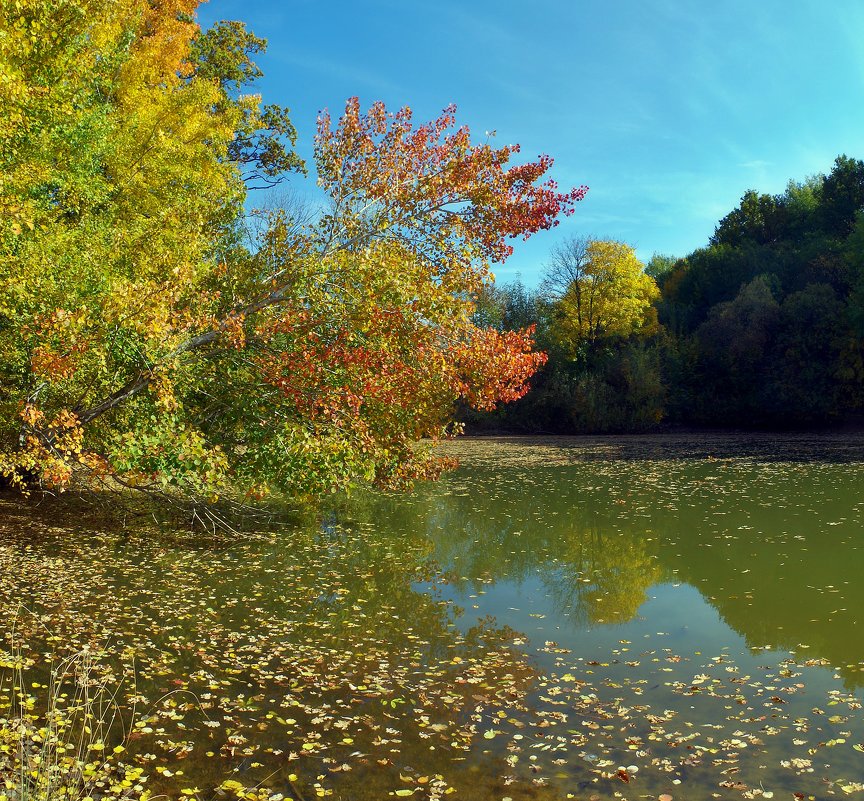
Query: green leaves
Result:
<box><xmin>1</xmin><ymin>12</ymin><xmax>565</xmax><ymax>503</ymax></box>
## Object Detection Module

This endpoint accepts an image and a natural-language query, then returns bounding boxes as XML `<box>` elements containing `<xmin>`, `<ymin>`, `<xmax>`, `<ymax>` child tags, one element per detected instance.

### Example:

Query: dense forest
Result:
<box><xmin>466</xmin><ymin>155</ymin><xmax>864</xmax><ymax>433</ymax></box>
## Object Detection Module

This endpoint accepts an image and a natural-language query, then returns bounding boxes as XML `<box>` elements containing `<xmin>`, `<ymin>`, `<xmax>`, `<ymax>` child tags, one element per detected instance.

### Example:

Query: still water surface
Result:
<box><xmin>2</xmin><ymin>434</ymin><xmax>864</xmax><ymax>800</ymax></box>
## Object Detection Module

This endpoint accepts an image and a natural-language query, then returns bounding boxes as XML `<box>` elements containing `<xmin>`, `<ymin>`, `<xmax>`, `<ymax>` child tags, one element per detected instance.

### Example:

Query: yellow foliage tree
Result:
<box><xmin>548</xmin><ymin>239</ymin><xmax>659</xmax><ymax>355</ymax></box>
<box><xmin>0</xmin><ymin>0</ymin><xmax>278</xmax><ymax>496</ymax></box>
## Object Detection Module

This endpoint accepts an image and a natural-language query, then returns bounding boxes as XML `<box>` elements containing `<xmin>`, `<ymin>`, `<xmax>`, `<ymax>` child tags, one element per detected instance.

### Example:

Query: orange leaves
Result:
<box><xmin>1</xmin><ymin>3</ymin><xmax>579</xmax><ymax>502</ymax></box>
<box><xmin>452</xmin><ymin>325</ymin><xmax>548</xmax><ymax>411</ymax></box>
<box><xmin>254</xmin><ymin>269</ymin><xmax>546</xmax><ymax>462</ymax></box>
<box><xmin>30</xmin><ymin>346</ymin><xmax>79</xmax><ymax>381</ymax></box>
<box><xmin>7</xmin><ymin>405</ymin><xmax>89</xmax><ymax>491</ymax></box>
<box><xmin>257</xmin><ymin>306</ymin><xmax>425</xmax><ymax>426</ymax></box>
<box><xmin>251</xmin><ymin>100</ymin><xmax>580</xmax><ymax>490</ymax></box>
<box><xmin>221</xmin><ymin>312</ymin><xmax>247</xmax><ymax>350</ymax></box>
<box><xmin>315</xmin><ymin>98</ymin><xmax>587</xmax><ymax>269</ymax></box>
<box><xmin>19</xmin><ymin>404</ymin><xmax>43</xmax><ymax>428</ymax></box>
<box><xmin>123</xmin><ymin>0</ymin><xmax>201</xmax><ymax>86</ymax></box>
<box><xmin>27</xmin><ymin>307</ymin><xmax>91</xmax><ymax>382</ymax></box>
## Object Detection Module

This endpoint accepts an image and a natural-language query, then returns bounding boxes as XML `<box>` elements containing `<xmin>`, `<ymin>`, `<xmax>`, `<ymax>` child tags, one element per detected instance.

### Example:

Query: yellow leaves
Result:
<box><xmin>1</xmin><ymin>404</ymin><xmax>91</xmax><ymax>491</ymax></box>
<box><xmin>152</xmin><ymin>371</ymin><xmax>180</xmax><ymax>414</ymax></box>
<box><xmin>0</xmin><ymin>653</ymin><xmax>151</xmax><ymax>801</ymax></box>
<box><xmin>551</xmin><ymin>239</ymin><xmax>659</xmax><ymax>352</ymax></box>
<box><xmin>111</xmin><ymin>0</ymin><xmax>199</xmax><ymax>95</ymax></box>
<box><xmin>19</xmin><ymin>403</ymin><xmax>43</xmax><ymax>427</ymax></box>
<box><xmin>222</xmin><ymin>312</ymin><xmax>247</xmax><ymax>350</ymax></box>
<box><xmin>0</xmin><ymin>0</ymin><xmax>253</xmax><ymax>495</ymax></box>
<box><xmin>0</xmin><ymin>1</ymin><xmax>551</xmax><ymax>502</ymax></box>
<box><xmin>8</xmin><ymin>217</ymin><xmax>34</xmax><ymax>236</ymax></box>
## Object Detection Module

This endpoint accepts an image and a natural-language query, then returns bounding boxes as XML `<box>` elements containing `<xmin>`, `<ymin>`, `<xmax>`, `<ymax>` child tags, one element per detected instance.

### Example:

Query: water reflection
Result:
<box><xmin>343</xmin><ymin>437</ymin><xmax>864</xmax><ymax>686</ymax></box>
<box><xmin>3</xmin><ymin>435</ymin><xmax>864</xmax><ymax>801</ymax></box>
<box><xmin>0</xmin><ymin>502</ymin><xmax>546</xmax><ymax>800</ymax></box>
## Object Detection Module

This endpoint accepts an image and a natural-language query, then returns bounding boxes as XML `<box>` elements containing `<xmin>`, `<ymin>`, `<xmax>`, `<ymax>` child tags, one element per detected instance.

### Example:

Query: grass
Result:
<box><xmin>0</xmin><ymin>634</ymin><xmax>149</xmax><ymax>801</ymax></box>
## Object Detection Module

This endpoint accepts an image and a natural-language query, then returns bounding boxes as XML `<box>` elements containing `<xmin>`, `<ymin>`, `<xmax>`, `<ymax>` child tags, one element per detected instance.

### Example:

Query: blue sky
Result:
<box><xmin>197</xmin><ymin>0</ymin><xmax>864</xmax><ymax>286</ymax></box>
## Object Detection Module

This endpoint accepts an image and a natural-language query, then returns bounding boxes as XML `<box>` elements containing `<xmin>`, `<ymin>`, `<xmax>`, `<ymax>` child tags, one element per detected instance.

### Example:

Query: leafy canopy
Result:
<box><xmin>0</xmin><ymin>1</ymin><xmax>585</xmax><ymax>502</ymax></box>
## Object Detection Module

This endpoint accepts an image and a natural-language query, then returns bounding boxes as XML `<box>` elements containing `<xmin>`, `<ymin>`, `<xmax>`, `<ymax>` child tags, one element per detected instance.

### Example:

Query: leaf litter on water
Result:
<box><xmin>2</xmin><ymin>433</ymin><xmax>864</xmax><ymax>800</ymax></box>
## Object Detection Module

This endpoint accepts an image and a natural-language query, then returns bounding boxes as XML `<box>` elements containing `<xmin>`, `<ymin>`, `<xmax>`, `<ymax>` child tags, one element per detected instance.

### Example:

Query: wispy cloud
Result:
<box><xmin>270</xmin><ymin>50</ymin><xmax>403</xmax><ymax>96</ymax></box>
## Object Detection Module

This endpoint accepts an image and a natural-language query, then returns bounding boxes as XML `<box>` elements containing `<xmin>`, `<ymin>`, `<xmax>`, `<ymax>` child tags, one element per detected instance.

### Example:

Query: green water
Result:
<box><xmin>2</xmin><ymin>434</ymin><xmax>864</xmax><ymax>800</ymax></box>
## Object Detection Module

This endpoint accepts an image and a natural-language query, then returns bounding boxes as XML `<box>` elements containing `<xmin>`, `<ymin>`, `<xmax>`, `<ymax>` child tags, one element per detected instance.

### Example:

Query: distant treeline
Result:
<box><xmin>465</xmin><ymin>155</ymin><xmax>864</xmax><ymax>432</ymax></box>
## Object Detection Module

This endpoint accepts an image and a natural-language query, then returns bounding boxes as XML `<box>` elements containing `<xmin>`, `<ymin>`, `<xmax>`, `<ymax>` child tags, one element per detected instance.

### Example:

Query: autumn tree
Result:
<box><xmin>1</xmin><ymin>0</ymin><xmax>256</xmax><ymax>493</ymax></box>
<box><xmin>546</xmin><ymin>238</ymin><xmax>659</xmax><ymax>356</ymax></box>
<box><xmin>0</xmin><ymin>1</ymin><xmax>586</xmax><ymax>502</ymax></box>
<box><xmin>462</xmin><ymin>240</ymin><xmax>666</xmax><ymax>435</ymax></box>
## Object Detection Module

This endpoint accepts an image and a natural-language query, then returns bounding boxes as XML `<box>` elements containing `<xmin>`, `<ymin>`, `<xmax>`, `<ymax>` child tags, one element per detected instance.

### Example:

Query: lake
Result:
<box><xmin>2</xmin><ymin>434</ymin><xmax>864</xmax><ymax>800</ymax></box>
